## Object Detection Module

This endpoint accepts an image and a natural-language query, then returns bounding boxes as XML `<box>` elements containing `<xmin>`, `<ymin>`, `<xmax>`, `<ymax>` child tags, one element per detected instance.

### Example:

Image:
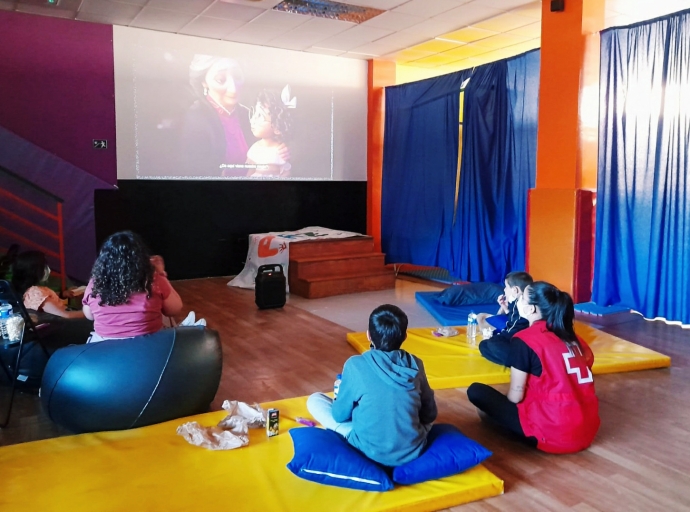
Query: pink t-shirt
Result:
<box><xmin>83</xmin><ymin>273</ymin><xmax>173</xmax><ymax>338</ymax></box>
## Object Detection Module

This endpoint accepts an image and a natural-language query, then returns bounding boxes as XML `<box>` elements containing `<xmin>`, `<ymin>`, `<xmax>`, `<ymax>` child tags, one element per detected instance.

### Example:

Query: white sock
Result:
<box><xmin>179</xmin><ymin>311</ymin><xmax>196</xmax><ymax>326</ymax></box>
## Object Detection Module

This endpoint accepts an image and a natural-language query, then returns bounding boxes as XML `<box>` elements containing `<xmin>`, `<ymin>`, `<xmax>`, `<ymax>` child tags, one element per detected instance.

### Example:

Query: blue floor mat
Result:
<box><xmin>574</xmin><ymin>302</ymin><xmax>631</xmax><ymax>316</ymax></box>
<box><xmin>416</xmin><ymin>291</ymin><xmax>497</xmax><ymax>326</ymax></box>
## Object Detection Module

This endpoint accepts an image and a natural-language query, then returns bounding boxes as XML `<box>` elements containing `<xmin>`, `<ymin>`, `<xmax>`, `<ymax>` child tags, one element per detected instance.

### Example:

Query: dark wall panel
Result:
<box><xmin>95</xmin><ymin>180</ymin><xmax>367</xmax><ymax>280</ymax></box>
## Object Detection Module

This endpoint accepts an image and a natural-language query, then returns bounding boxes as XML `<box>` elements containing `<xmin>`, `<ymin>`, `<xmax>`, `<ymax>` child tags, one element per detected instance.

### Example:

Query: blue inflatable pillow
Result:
<box><xmin>436</xmin><ymin>282</ymin><xmax>503</xmax><ymax>306</ymax></box>
<box><xmin>393</xmin><ymin>424</ymin><xmax>492</xmax><ymax>485</ymax></box>
<box><xmin>287</xmin><ymin>428</ymin><xmax>394</xmax><ymax>492</ymax></box>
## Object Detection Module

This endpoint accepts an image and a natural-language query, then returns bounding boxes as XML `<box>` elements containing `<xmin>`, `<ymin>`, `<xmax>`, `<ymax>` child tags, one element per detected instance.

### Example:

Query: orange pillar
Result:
<box><xmin>528</xmin><ymin>0</ymin><xmax>604</xmax><ymax>301</ymax></box>
<box><xmin>367</xmin><ymin>60</ymin><xmax>396</xmax><ymax>252</ymax></box>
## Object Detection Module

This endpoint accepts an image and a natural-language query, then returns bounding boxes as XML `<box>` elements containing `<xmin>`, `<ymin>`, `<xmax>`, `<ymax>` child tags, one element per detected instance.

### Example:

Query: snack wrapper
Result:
<box><xmin>177</xmin><ymin>400</ymin><xmax>266</xmax><ymax>450</ymax></box>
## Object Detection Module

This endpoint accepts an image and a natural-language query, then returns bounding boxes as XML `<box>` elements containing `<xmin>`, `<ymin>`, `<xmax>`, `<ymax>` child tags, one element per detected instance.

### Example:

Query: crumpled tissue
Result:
<box><xmin>177</xmin><ymin>400</ymin><xmax>265</xmax><ymax>450</ymax></box>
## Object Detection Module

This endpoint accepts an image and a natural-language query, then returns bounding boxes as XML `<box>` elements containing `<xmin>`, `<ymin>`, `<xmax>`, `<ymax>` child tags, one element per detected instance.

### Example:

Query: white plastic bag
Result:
<box><xmin>177</xmin><ymin>400</ymin><xmax>266</xmax><ymax>450</ymax></box>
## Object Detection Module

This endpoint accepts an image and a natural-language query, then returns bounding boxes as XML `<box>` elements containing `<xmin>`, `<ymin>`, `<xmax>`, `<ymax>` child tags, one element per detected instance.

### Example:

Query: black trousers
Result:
<box><xmin>467</xmin><ymin>382</ymin><xmax>538</xmax><ymax>447</ymax></box>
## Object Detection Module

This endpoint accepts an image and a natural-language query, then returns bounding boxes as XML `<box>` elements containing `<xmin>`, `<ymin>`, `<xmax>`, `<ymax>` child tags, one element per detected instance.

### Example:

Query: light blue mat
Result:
<box><xmin>416</xmin><ymin>291</ymin><xmax>497</xmax><ymax>326</ymax></box>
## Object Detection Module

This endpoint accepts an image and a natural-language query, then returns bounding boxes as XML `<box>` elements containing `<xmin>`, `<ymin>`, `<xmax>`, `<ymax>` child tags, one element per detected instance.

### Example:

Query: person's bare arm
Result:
<box><xmin>162</xmin><ymin>286</ymin><xmax>183</xmax><ymax>317</ymax></box>
<box><xmin>42</xmin><ymin>300</ymin><xmax>86</xmax><ymax>320</ymax></box>
<box><xmin>507</xmin><ymin>367</ymin><xmax>528</xmax><ymax>403</ymax></box>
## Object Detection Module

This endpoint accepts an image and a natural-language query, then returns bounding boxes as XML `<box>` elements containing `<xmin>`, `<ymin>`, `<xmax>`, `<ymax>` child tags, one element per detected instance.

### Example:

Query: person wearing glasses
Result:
<box><xmin>245</xmin><ymin>90</ymin><xmax>293</xmax><ymax>178</ymax></box>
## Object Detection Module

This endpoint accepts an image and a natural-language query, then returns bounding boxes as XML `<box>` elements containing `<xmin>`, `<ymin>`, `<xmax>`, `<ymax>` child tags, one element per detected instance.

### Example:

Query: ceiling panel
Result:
<box><xmin>472</xmin><ymin>12</ymin><xmax>536</xmax><ymax>32</ymax></box>
<box><xmin>344</xmin><ymin>0</ymin><xmax>409</xmax><ymax>9</ymax></box>
<box><xmin>251</xmin><ymin>9</ymin><xmax>310</xmax><ymax>29</ymax></box>
<box><xmin>441</xmin><ymin>43</ymin><xmax>494</xmax><ymax>60</ymax></box>
<box><xmin>440</xmin><ymin>26</ymin><xmax>498</xmax><ymax>43</ymax></box>
<box><xmin>202</xmin><ymin>1</ymin><xmax>265</xmax><ymax>21</ymax></box>
<box><xmin>130</xmin><ymin>7</ymin><xmax>196</xmax><ymax>32</ymax></box>
<box><xmin>510</xmin><ymin>1</ymin><xmax>542</xmax><ymax>19</ymax></box>
<box><xmin>506</xmin><ymin>21</ymin><xmax>541</xmax><ymax>38</ymax></box>
<box><xmin>218</xmin><ymin>0</ymin><xmax>282</xmax><ymax>9</ymax></box>
<box><xmin>80</xmin><ymin>0</ymin><xmax>142</xmax><ymax>19</ymax></box>
<box><xmin>360</xmin><ymin>11</ymin><xmax>424</xmax><ymax>31</ymax></box>
<box><xmin>179</xmin><ymin>15</ymin><xmax>245</xmax><ymax>38</ymax></box>
<box><xmin>392</xmin><ymin>0</ymin><xmax>470</xmax><ymax>18</ymax></box>
<box><xmin>316</xmin><ymin>24</ymin><xmax>393</xmax><ymax>51</ymax></box>
<box><xmin>473</xmin><ymin>32</ymin><xmax>531</xmax><ymax>49</ymax></box>
<box><xmin>409</xmin><ymin>39</ymin><xmax>463</xmax><ymax>53</ymax></box>
<box><xmin>146</xmin><ymin>0</ymin><xmax>214</xmax><ymax>16</ymax></box>
<box><xmin>434</xmin><ymin>3</ymin><xmax>504</xmax><ymax>27</ymax></box>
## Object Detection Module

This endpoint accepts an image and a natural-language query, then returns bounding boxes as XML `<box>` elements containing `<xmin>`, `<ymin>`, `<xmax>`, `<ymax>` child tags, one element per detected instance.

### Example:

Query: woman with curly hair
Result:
<box><xmin>82</xmin><ymin>231</ymin><xmax>185</xmax><ymax>341</ymax></box>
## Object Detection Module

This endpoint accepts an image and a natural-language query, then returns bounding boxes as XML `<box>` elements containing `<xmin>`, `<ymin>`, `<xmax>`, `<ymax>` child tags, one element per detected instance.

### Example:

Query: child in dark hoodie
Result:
<box><xmin>477</xmin><ymin>271</ymin><xmax>533</xmax><ymax>366</ymax></box>
<box><xmin>306</xmin><ymin>304</ymin><xmax>437</xmax><ymax>467</ymax></box>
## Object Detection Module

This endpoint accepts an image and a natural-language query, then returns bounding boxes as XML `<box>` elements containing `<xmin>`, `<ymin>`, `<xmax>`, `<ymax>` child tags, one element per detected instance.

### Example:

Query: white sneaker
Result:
<box><xmin>179</xmin><ymin>311</ymin><xmax>196</xmax><ymax>326</ymax></box>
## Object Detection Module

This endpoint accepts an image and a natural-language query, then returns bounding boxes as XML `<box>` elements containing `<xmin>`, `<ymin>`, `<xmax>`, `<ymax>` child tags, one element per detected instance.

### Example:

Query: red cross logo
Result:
<box><xmin>562</xmin><ymin>346</ymin><xmax>593</xmax><ymax>384</ymax></box>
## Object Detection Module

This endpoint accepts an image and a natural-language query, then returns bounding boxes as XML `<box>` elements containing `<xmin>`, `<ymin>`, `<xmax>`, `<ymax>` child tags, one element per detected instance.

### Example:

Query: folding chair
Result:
<box><xmin>0</xmin><ymin>279</ymin><xmax>52</xmax><ymax>428</ymax></box>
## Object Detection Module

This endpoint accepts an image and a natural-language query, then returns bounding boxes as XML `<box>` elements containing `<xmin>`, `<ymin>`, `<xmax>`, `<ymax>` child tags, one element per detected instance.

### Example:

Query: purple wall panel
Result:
<box><xmin>0</xmin><ymin>126</ymin><xmax>113</xmax><ymax>282</ymax></box>
<box><xmin>0</xmin><ymin>11</ymin><xmax>116</xmax><ymax>185</ymax></box>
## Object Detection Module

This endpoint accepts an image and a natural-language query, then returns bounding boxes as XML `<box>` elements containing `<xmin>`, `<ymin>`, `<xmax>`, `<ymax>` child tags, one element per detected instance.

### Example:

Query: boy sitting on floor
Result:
<box><xmin>306</xmin><ymin>304</ymin><xmax>437</xmax><ymax>467</ymax></box>
<box><xmin>477</xmin><ymin>271</ymin><xmax>533</xmax><ymax>366</ymax></box>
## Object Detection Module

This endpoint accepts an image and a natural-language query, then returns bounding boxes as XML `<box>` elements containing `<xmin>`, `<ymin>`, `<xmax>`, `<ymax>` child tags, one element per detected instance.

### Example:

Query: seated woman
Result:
<box><xmin>467</xmin><ymin>282</ymin><xmax>600</xmax><ymax>454</ymax></box>
<box><xmin>13</xmin><ymin>250</ymin><xmax>86</xmax><ymax>321</ymax></box>
<box><xmin>8</xmin><ymin>251</ymin><xmax>92</xmax><ymax>382</ymax></box>
<box><xmin>82</xmin><ymin>231</ymin><xmax>196</xmax><ymax>342</ymax></box>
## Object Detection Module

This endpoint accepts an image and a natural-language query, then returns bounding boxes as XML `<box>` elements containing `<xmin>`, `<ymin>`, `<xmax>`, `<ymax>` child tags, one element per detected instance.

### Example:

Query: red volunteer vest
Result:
<box><xmin>516</xmin><ymin>321</ymin><xmax>600</xmax><ymax>454</ymax></box>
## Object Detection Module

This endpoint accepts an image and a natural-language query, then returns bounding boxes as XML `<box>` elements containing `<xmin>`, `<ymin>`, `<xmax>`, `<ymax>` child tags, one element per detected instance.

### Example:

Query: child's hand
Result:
<box><xmin>150</xmin><ymin>255</ymin><xmax>167</xmax><ymax>277</ymax></box>
<box><xmin>276</xmin><ymin>143</ymin><xmax>291</xmax><ymax>162</ymax></box>
<box><xmin>497</xmin><ymin>294</ymin><xmax>507</xmax><ymax>308</ymax></box>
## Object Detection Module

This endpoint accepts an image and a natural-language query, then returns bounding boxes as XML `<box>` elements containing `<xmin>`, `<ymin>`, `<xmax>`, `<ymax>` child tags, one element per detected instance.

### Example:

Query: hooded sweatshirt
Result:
<box><xmin>331</xmin><ymin>349</ymin><xmax>437</xmax><ymax>467</ymax></box>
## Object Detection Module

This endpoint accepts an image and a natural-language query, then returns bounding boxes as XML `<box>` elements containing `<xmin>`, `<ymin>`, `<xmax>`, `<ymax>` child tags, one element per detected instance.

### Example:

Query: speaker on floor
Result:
<box><xmin>255</xmin><ymin>264</ymin><xmax>287</xmax><ymax>310</ymax></box>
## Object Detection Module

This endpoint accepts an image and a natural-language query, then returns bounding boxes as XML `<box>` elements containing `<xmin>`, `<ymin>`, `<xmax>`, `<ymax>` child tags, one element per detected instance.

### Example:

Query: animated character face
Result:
<box><xmin>250</xmin><ymin>103</ymin><xmax>277</xmax><ymax>139</ymax></box>
<box><xmin>203</xmin><ymin>59</ymin><xmax>243</xmax><ymax>109</ymax></box>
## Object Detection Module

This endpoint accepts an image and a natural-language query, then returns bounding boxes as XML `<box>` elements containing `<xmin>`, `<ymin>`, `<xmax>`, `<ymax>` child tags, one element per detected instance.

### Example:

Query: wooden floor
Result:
<box><xmin>2</xmin><ymin>277</ymin><xmax>690</xmax><ymax>511</ymax></box>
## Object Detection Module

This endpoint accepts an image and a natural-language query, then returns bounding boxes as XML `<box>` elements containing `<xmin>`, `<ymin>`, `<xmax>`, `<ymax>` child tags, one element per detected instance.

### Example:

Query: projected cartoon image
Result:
<box><xmin>179</xmin><ymin>55</ymin><xmax>292</xmax><ymax>178</ymax></box>
<box><xmin>245</xmin><ymin>89</ymin><xmax>293</xmax><ymax>178</ymax></box>
<box><xmin>118</xmin><ymin>28</ymin><xmax>366</xmax><ymax>181</ymax></box>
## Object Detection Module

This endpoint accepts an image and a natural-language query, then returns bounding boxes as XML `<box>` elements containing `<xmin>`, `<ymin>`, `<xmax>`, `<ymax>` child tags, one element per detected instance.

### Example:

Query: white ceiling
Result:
<box><xmin>1</xmin><ymin>0</ymin><xmax>689</xmax><ymax>68</ymax></box>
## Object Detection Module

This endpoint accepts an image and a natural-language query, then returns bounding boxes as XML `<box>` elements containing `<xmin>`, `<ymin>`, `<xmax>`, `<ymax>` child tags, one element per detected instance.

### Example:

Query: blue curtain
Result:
<box><xmin>594</xmin><ymin>10</ymin><xmax>690</xmax><ymax>323</ymax></box>
<box><xmin>451</xmin><ymin>51</ymin><xmax>539</xmax><ymax>282</ymax></box>
<box><xmin>381</xmin><ymin>70</ymin><xmax>472</xmax><ymax>269</ymax></box>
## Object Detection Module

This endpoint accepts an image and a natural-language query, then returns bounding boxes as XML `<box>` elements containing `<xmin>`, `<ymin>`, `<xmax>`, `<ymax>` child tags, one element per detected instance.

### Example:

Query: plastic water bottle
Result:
<box><xmin>0</xmin><ymin>304</ymin><xmax>13</xmax><ymax>342</ymax></box>
<box><xmin>467</xmin><ymin>312</ymin><xmax>478</xmax><ymax>344</ymax></box>
<box><xmin>333</xmin><ymin>373</ymin><xmax>342</xmax><ymax>399</ymax></box>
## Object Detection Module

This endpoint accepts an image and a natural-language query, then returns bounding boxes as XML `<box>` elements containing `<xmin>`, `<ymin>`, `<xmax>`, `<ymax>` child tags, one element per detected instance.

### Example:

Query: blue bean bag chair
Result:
<box><xmin>40</xmin><ymin>326</ymin><xmax>222</xmax><ymax>433</ymax></box>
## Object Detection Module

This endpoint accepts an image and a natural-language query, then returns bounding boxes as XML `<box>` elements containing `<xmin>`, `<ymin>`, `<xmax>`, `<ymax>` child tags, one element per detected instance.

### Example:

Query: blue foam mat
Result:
<box><xmin>574</xmin><ymin>302</ymin><xmax>631</xmax><ymax>316</ymax></box>
<box><xmin>416</xmin><ymin>291</ymin><xmax>498</xmax><ymax>326</ymax></box>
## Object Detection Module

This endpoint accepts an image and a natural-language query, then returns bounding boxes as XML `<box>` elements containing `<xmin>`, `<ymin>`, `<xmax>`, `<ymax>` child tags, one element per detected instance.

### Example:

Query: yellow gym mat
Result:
<box><xmin>346</xmin><ymin>321</ymin><xmax>671</xmax><ymax>389</ymax></box>
<box><xmin>0</xmin><ymin>396</ymin><xmax>503</xmax><ymax>512</ymax></box>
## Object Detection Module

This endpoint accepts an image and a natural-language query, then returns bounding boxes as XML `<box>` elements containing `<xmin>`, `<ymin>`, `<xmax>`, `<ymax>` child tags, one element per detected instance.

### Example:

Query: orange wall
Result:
<box><xmin>367</xmin><ymin>60</ymin><xmax>396</xmax><ymax>252</ymax></box>
<box><xmin>529</xmin><ymin>0</ymin><xmax>604</xmax><ymax>296</ymax></box>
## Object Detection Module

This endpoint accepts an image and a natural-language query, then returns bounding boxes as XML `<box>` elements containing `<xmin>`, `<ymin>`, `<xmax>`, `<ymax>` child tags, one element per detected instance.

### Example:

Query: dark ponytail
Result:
<box><xmin>526</xmin><ymin>281</ymin><xmax>580</xmax><ymax>347</ymax></box>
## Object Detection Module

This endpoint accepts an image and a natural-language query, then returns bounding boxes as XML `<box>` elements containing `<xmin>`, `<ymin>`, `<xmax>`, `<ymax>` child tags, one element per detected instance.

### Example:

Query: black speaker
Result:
<box><xmin>255</xmin><ymin>264</ymin><xmax>286</xmax><ymax>310</ymax></box>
